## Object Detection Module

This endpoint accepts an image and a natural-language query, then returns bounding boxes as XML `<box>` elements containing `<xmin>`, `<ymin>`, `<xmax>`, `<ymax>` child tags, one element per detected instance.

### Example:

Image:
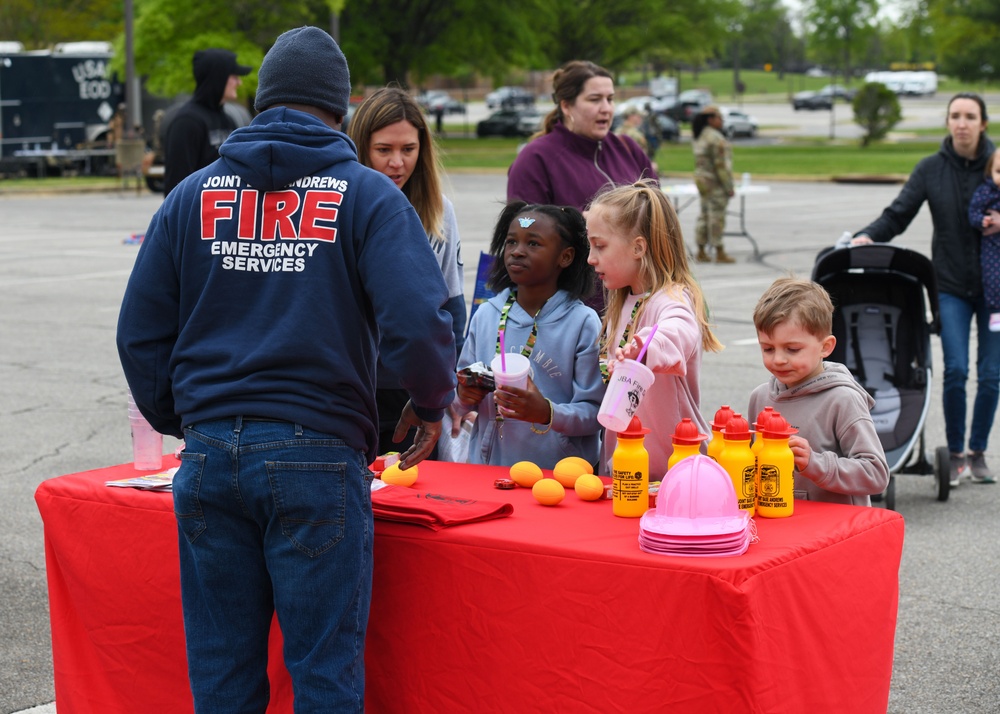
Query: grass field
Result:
<box><xmin>657</xmin><ymin>140</ymin><xmax>939</xmax><ymax>178</ymax></box>
<box><xmin>0</xmin><ymin>137</ymin><xmax>936</xmax><ymax>191</ymax></box>
<box><xmin>436</xmin><ymin>136</ymin><xmax>938</xmax><ymax>179</ymax></box>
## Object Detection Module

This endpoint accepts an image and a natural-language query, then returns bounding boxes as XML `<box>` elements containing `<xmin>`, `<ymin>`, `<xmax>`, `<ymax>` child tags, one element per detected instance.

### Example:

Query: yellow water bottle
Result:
<box><xmin>751</xmin><ymin>406</ymin><xmax>776</xmax><ymax>495</ymax></box>
<box><xmin>706</xmin><ymin>405</ymin><xmax>735</xmax><ymax>463</ymax></box>
<box><xmin>756</xmin><ymin>413</ymin><xmax>797</xmax><ymax>518</ymax></box>
<box><xmin>667</xmin><ymin>417</ymin><xmax>709</xmax><ymax>471</ymax></box>
<box><xmin>612</xmin><ymin>416</ymin><xmax>651</xmax><ymax>518</ymax></box>
<box><xmin>718</xmin><ymin>414</ymin><xmax>756</xmax><ymax>515</ymax></box>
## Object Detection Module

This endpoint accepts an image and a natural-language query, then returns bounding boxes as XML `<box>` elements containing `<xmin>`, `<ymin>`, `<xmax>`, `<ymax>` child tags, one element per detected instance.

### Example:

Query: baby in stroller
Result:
<box><xmin>748</xmin><ymin>277</ymin><xmax>890</xmax><ymax>507</ymax></box>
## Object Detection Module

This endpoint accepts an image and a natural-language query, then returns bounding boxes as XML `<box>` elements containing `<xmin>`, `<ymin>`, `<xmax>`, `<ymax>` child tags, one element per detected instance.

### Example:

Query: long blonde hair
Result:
<box><xmin>589</xmin><ymin>180</ymin><xmax>723</xmax><ymax>353</ymax></box>
<box><xmin>348</xmin><ymin>86</ymin><xmax>445</xmax><ymax>238</ymax></box>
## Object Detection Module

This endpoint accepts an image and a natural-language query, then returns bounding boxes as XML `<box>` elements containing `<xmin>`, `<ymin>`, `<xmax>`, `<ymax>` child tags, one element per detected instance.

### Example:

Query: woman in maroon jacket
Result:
<box><xmin>507</xmin><ymin>61</ymin><xmax>658</xmax><ymax>313</ymax></box>
<box><xmin>507</xmin><ymin>60</ymin><xmax>657</xmax><ymax>212</ymax></box>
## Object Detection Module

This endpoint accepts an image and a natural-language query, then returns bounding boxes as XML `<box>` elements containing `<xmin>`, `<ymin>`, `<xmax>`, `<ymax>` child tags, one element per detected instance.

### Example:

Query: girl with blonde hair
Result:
<box><xmin>585</xmin><ymin>180</ymin><xmax>722</xmax><ymax>477</ymax></box>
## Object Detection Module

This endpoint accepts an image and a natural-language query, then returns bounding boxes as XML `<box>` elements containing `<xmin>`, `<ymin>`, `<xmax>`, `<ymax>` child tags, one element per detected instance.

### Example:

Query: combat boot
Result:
<box><xmin>715</xmin><ymin>247</ymin><xmax>736</xmax><ymax>264</ymax></box>
<box><xmin>696</xmin><ymin>246</ymin><xmax>711</xmax><ymax>263</ymax></box>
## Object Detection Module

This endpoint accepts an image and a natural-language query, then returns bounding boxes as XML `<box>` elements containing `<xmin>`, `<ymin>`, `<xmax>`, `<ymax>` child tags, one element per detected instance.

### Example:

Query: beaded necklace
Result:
<box><xmin>495</xmin><ymin>291</ymin><xmax>545</xmax><ymax>358</ymax></box>
<box><xmin>494</xmin><ymin>290</ymin><xmax>548</xmax><ymax>438</ymax></box>
<box><xmin>600</xmin><ymin>293</ymin><xmax>649</xmax><ymax>384</ymax></box>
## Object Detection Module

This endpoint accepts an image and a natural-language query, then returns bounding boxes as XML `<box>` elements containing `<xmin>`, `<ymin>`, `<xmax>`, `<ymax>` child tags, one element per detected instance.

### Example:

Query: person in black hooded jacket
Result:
<box><xmin>853</xmin><ymin>92</ymin><xmax>1000</xmax><ymax>486</ymax></box>
<box><xmin>161</xmin><ymin>48</ymin><xmax>251</xmax><ymax>196</ymax></box>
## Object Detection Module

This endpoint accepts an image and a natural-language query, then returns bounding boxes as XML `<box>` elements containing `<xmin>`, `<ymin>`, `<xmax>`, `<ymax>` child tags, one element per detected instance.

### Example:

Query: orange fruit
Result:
<box><xmin>381</xmin><ymin>462</ymin><xmax>418</xmax><ymax>487</ymax></box>
<box><xmin>552</xmin><ymin>456</ymin><xmax>594</xmax><ymax>488</ymax></box>
<box><xmin>574</xmin><ymin>474</ymin><xmax>605</xmax><ymax>501</ymax></box>
<box><xmin>509</xmin><ymin>461</ymin><xmax>544</xmax><ymax>488</ymax></box>
<box><xmin>532</xmin><ymin>478</ymin><xmax>565</xmax><ymax>506</ymax></box>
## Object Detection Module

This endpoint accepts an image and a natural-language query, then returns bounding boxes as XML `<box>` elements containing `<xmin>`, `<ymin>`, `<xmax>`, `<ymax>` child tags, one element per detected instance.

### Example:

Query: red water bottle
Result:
<box><xmin>706</xmin><ymin>405</ymin><xmax>735</xmax><ymax>463</ymax></box>
<box><xmin>667</xmin><ymin>417</ymin><xmax>709</xmax><ymax>470</ymax></box>
<box><xmin>757</xmin><ymin>413</ymin><xmax>797</xmax><ymax>518</ymax></box>
<box><xmin>718</xmin><ymin>414</ymin><xmax>756</xmax><ymax>515</ymax></box>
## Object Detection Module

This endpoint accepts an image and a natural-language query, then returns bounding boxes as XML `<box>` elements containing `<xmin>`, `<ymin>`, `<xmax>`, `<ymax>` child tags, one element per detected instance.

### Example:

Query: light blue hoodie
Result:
<box><xmin>457</xmin><ymin>288</ymin><xmax>605</xmax><ymax>467</ymax></box>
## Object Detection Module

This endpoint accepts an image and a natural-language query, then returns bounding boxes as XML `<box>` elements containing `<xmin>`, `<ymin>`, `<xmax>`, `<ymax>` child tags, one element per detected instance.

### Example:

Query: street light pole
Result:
<box><xmin>829</xmin><ymin>70</ymin><xmax>837</xmax><ymax>140</ymax></box>
<box><xmin>124</xmin><ymin>0</ymin><xmax>138</xmax><ymax>139</ymax></box>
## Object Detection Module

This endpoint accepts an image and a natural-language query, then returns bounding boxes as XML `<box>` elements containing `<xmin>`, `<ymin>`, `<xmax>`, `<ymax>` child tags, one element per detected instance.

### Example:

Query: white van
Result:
<box><xmin>864</xmin><ymin>70</ymin><xmax>937</xmax><ymax>97</ymax></box>
<box><xmin>902</xmin><ymin>71</ymin><xmax>937</xmax><ymax>96</ymax></box>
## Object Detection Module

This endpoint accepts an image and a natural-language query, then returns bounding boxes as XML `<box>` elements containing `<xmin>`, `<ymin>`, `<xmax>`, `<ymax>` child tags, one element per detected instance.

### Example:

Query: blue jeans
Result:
<box><xmin>938</xmin><ymin>292</ymin><xmax>1000</xmax><ymax>453</ymax></box>
<box><xmin>174</xmin><ymin>417</ymin><xmax>373</xmax><ymax>713</ymax></box>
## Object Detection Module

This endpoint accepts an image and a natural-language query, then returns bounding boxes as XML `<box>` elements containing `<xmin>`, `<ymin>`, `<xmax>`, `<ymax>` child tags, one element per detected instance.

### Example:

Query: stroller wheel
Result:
<box><xmin>885</xmin><ymin>474</ymin><xmax>896</xmax><ymax>511</ymax></box>
<box><xmin>934</xmin><ymin>446</ymin><xmax>951</xmax><ymax>502</ymax></box>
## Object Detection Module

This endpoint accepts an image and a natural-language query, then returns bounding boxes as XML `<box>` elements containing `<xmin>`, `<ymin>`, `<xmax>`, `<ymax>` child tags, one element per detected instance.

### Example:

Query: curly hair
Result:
<box><xmin>485</xmin><ymin>201</ymin><xmax>594</xmax><ymax>301</ymax></box>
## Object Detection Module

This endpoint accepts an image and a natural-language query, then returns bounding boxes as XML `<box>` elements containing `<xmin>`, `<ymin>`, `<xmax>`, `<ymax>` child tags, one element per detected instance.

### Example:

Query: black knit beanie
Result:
<box><xmin>254</xmin><ymin>26</ymin><xmax>350</xmax><ymax>117</ymax></box>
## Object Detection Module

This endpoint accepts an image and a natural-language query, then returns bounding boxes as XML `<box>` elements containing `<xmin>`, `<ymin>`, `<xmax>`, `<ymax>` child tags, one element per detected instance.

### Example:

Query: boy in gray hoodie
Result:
<box><xmin>748</xmin><ymin>278</ymin><xmax>889</xmax><ymax>506</ymax></box>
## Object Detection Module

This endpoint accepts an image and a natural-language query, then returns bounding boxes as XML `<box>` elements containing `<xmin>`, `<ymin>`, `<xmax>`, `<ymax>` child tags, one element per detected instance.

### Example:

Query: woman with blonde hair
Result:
<box><xmin>349</xmin><ymin>86</ymin><xmax>466</xmax><ymax>455</ymax></box>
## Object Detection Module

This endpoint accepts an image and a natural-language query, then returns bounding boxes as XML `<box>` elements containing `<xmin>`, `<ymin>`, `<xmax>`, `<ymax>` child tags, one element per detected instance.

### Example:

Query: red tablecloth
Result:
<box><xmin>36</xmin><ymin>459</ymin><xmax>904</xmax><ymax>713</ymax></box>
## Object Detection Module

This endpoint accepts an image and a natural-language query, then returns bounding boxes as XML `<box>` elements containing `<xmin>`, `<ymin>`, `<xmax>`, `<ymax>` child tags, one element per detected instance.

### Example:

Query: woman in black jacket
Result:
<box><xmin>854</xmin><ymin>92</ymin><xmax>999</xmax><ymax>486</ymax></box>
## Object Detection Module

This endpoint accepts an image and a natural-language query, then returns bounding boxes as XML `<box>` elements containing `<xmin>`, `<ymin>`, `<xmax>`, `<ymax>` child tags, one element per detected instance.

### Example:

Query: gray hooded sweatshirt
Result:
<box><xmin>748</xmin><ymin>361</ymin><xmax>889</xmax><ymax>507</ymax></box>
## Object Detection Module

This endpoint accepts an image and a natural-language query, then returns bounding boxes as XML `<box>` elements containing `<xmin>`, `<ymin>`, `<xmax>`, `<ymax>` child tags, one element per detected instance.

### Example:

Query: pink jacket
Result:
<box><xmin>601</xmin><ymin>289</ymin><xmax>708</xmax><ymax>480</ymax></box>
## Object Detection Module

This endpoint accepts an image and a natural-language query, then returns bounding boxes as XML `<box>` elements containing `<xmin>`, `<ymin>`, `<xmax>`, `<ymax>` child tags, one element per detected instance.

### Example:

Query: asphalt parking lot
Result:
<box><xmin>2</xmin><ymin>107</ymin><xmax>999</xmax><ymax>712</ymax></box>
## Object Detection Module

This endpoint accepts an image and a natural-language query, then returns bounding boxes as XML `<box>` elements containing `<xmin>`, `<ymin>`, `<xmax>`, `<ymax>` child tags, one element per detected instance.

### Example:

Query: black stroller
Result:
<box><xmin>811</xmin><ymin>243</ymin><xmax>949</xmax><ymax>510</ymax></box>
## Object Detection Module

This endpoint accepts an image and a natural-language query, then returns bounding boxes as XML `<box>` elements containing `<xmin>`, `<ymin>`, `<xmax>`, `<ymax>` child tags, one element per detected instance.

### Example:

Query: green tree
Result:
<box><xmin>893</xmin><ymin>0</ymin><xmax>935</xmax><ymax>65</ymax></box>
<box><xmin>852</xmin><ymin>81</ymin><xmax>902</xmax><ymax>147</ymax></box>
<box><xmin>533</xmin><ymin>0</ymin><xmax>731</xmax><ymax>72</ymax></box>
<box><xmin>340</xmin><ymin>0</ymin><xmax>541</xmax><ymax>87</ymax></box>
<box><xmin>110</xmin><ymin>0</ymin><xmax>340</xmax><ymax>99</ymax></box>
<box><xmin>805</xmin><ymin>0</ymin><xmax>879</xmax><ymax>80</ymax></box>
<box><xmin>0</xmin><ymin>0</ymin><xmax>125</xmax><ymax>47</ymax></box>
<box><xmin>730</xmin><ymin>0</ymin><xmax>795</xmax><ymax>73</ymax></box>
<box><xmin>930</xmin><ymin>0</ymin><xmax>1000</xmax><ymax>82</ymax></box>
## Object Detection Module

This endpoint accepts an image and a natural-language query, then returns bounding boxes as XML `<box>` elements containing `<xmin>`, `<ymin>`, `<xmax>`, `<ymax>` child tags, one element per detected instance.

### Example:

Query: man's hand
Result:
<box><xmin>394</xmin><ymin>400</ymin><xmax>442</xmax><ymax>470</ymax></box>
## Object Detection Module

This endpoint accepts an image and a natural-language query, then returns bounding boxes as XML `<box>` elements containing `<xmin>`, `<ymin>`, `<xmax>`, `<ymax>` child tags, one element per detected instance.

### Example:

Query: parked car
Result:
<box><xmin>651</xmin><ymin>114</ymin><xmax>680</xmax><ymax>142</ymax></box>
<box><xmin>664</xmin><ymin>89</ymin><xmax>713</xmax><ymax>123</ymax></box>
<box><xmin>610</xmin><ymin>112</ymin><xmax>681</xmax><ymax>145</ymax></box>
<box><xmin>792</xmin><ymin>90</ymin><xmax>833</xmax><ymax>111</ymax></box>
<box><xmin>818</xmin><ymin>84</ymin><xmax>857</xmax><ymax>101</ymax></box>
<box><xmin>485</xmin><ymin>86</ymin><xmax>534</xmax><ymax>109</ymax></box>
<box><xmin>341</xmin><ymin>102</ymin><xmax>358</xmax><ymax>133</ymax></box>
<box><xmin>720</xmin><ymin>107</ymin><xmax>757</xmax><ymax>138</ymax></box>
<box><xmin>416</xmin><ymin>90</ymin><xmax>465</xmax><ymax>114</ymax></box>
<box><xmin>616</xmin><ymin>95</ymin><xmax>675</xmax><ymax>115</ymax></box>
<box><xmin>516</xmin><ymin>108</ymin><xmax>544</xmax><ymax>136</ymax></box>
<box><xmin>476</xmin><ymin>108</ymin><xmax>540</xmax><ymax>137</ymax></box>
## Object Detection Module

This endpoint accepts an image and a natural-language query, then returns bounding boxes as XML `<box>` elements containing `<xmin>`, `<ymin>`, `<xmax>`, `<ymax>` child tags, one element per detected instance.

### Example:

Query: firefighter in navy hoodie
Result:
<box><xmin>117</xmin><ymin>27</ymin><xmax>456</xmax><ymax>713</ymax></box>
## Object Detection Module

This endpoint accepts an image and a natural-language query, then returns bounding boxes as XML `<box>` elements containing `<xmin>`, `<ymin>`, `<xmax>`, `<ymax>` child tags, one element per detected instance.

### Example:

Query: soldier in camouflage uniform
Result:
<box><xmin>692</xmin><ymin>105</ymin><xmax>735</xmax><ymax>263</ymax></box>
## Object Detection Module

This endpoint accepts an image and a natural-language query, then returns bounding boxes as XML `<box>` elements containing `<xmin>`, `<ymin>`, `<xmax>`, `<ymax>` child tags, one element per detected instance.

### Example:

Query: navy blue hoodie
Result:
<box><xmin>118</xmin><ymin>107</ymin><xmax>456</xmax><ymax>460</ymax></box>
